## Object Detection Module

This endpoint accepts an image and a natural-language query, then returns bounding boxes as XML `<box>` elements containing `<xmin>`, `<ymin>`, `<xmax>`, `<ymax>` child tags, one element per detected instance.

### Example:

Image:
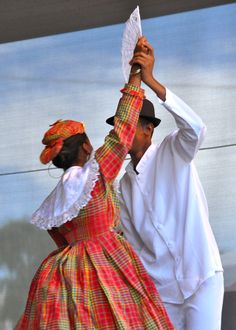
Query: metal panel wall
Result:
<box><xmin>0</xmin><ymin>0</ymin><xmax>235</xmax><ymax>43</ymax></box>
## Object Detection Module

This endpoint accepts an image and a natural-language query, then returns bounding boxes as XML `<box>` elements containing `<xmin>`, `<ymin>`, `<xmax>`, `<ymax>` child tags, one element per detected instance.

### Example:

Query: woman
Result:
<box><xmin>16</xmin><ymin>38</ymin><xmax>174</xmax><ymax>329</ymax></box>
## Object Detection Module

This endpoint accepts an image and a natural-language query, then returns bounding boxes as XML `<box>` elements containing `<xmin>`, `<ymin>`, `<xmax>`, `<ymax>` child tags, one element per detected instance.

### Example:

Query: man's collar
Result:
<box><xmin>125</xmin><ymin>143</ymin><xmax>156</xmax><ymax>175</ymax></box>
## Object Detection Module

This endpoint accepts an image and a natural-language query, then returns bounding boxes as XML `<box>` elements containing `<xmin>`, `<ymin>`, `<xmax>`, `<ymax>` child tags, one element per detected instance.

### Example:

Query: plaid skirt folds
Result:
<box><xmin>16</xmin><ymin>231</ymin><xmax>174</xmax><ymax>329</ymax></box>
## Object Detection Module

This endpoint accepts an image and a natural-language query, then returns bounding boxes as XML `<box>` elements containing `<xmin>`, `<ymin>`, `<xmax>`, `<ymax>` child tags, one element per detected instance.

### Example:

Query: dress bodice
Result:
<box><xmin>58</xmin><ymin>177</ymin><xmax>120</xmax><ymax>244</ymax></box>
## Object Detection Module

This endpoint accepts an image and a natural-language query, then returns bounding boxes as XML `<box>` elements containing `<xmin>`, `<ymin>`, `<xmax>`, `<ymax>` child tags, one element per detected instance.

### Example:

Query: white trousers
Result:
<box><xmin>164</xmin><ymin>272</ymin><xmax>224</xmax><ymax>330</ymax></box>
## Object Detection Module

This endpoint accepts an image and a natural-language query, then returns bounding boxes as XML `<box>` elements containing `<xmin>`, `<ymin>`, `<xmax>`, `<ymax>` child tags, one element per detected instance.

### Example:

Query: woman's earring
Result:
<box><xmin>47</xmin><ymin>162</ymin><xmax>62</xmax><ymax>179</ymax></box>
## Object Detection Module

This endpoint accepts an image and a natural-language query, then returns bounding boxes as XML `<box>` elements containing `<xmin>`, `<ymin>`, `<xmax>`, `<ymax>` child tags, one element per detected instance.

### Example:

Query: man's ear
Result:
<box><xmin>144</xmin><ymin>123</ymin><xmax>154</xmax><ymax>137</ymax></box>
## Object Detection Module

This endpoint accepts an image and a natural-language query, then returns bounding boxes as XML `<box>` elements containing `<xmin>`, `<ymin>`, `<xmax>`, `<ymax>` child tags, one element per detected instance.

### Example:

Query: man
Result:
<box><xmin>106</xmin><ymin>38</ymin><xmax>224</xmax><ymax>329</ymax></box>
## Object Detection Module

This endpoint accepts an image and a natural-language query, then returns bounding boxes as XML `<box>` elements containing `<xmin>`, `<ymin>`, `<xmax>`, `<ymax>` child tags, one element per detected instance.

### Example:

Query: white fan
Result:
<box><xmin>121</xmin><ymin>6</ymin><xmax>142</xmax><ymax>82</ymax></box>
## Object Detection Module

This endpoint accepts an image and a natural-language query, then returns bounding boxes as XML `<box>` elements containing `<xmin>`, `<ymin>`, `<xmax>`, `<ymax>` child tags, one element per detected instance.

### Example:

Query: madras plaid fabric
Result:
<box><xmin>40</xmin><ymin>120</ymin><xmax>85</xmax><ymax>164</ymax></box>
<box><xmin>16</xmin><ymin>84</ymin><xmax>174</xmax><ymax>329</ymax></box>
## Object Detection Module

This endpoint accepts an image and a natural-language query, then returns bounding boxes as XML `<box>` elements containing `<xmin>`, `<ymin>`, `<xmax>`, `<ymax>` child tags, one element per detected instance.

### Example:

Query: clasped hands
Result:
<box><xmin>130</xmin><ymin>37</ymin><xmax>155</xmax><ymax>84</ymax></box>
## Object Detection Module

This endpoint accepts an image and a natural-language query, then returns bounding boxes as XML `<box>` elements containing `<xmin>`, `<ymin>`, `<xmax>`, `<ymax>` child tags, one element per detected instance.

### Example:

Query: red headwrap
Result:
<box><xmin>40</xmin><ymin>120</ymin><xmax>86</xmax><ymax>164</ymax></box>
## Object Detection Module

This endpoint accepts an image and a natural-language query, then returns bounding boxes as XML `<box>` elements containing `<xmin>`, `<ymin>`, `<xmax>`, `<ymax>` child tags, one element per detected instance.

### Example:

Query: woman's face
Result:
<box><xmin>83</xmin><ymin>139</ymin><xmax>93</xmax><ymax>155</ymax></box>
<box><xmin>75</xmin><ymin>139</ymin><xmax>93</xmax><ymax>166</ymax></box>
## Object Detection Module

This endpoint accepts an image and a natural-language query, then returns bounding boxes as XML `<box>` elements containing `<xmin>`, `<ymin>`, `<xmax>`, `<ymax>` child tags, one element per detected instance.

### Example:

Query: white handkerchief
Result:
<box><xmin>121</xmin><ymin>6</ymin><xmax>142</xmax><ymax>82</ymax></box>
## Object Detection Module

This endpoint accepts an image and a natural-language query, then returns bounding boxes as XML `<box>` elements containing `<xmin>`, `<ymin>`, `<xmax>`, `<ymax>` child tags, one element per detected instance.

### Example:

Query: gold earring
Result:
<box><xmin>47</xmin><ymin>162</ymin><xmax>63</xmax><ymax>179</ymax></box>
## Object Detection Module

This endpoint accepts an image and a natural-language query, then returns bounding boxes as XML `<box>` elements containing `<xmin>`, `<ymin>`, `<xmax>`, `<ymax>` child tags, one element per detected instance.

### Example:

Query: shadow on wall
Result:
<box><xmin>0</xmin><ymin>220</ymin><xmax>55</xmax><ymax>329</ymax></box>
<box><xmin>222</xmin><ymin>291</ymin><xmax>236</xmax><ymax>330</ymax></box>
<box><xmin>0</xmin><ymin>220</ymin><xmax>236</xmax><ymax>329</ymax></box>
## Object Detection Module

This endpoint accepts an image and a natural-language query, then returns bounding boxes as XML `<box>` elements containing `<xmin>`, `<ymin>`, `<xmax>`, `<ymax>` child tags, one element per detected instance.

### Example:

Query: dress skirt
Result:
<box><xmin>15</xmin><ymin>231</ymin><xmax>173</xmax><ymax>329</ymax></box>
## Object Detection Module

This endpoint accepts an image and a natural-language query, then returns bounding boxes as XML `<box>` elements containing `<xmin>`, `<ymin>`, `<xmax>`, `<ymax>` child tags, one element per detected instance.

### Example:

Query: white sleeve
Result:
<box><xmin>159</xmin><ymin>89</ymin><xmax>207</xmax><ymax>162</ymax></box>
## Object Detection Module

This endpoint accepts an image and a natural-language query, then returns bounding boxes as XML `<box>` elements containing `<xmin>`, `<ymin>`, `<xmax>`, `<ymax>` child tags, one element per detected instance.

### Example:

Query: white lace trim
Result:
<box><xmin>31</xmin><ymin>151</ymin><xmax>99</xmax><ymax>230</ymax></box>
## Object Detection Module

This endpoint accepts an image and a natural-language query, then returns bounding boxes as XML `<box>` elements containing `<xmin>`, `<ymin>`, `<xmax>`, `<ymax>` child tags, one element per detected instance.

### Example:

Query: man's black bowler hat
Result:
<box><xmin>106</xmin><ymin>99</ymin><xmax>161</xmax><ymax>128</ymax></box>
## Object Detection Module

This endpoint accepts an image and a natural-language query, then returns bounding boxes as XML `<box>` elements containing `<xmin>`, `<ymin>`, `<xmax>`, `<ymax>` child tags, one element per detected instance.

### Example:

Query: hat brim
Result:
<box><xmin>106</xmin><ymin>115</ymin><xmax>161</xmax><ymax>128</ymax></box>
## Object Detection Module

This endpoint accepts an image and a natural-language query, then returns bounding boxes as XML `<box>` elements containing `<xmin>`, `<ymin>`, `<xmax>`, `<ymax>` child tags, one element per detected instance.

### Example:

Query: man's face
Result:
<box><xmin>129</xmin><ymin>122</ymin><xmax>146</xmax><ymax>154</ymax></box>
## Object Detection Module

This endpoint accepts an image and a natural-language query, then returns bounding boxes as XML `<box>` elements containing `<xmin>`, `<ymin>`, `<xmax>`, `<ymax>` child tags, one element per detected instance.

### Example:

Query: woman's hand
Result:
<box><xmin>130</xmin><ymin>37</ymin><xmax>166</xmax><ymax>101</ymax></box>
<box><xmin>130</xmin><ymin>37</ymin><xmax>155</xmax><ymax>86</ymax></box>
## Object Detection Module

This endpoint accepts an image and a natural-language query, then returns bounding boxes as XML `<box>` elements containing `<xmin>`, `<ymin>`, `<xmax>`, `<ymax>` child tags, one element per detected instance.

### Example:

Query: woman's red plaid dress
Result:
<box><xmin>15</xmin><ymin>85</ymin><xmax>174</xmax><ymax>329</ymax></box>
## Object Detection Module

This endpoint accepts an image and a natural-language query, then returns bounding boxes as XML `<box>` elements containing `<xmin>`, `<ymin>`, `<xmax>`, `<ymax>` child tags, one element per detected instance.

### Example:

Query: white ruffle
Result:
<box><xmin>31</xmin><ymin>151</ymin><xmax>99</xmax><ymax>230</ymax></box>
